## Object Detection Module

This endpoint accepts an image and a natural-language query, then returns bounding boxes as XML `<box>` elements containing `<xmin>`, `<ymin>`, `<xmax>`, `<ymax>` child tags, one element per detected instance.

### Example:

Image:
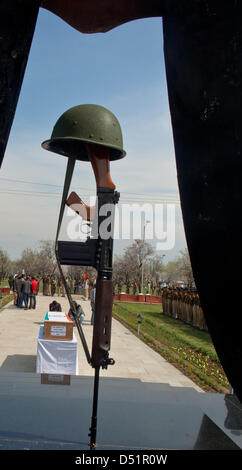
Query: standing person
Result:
<box><xmin>83</xmin><ymin>277</ymin><xmax>89</xmax><ymax>300</ymax></box>
<box><xmin>22</xmin><ymin>276</ymin><xmax>33</xmax><ymax>310</ymax></box>
<box><xmin>133</xmin><ymin>281</ymin><xmax>138</xmax><ymax>295</ymax></box>
<box><xmin>47</xmin><ymin>275</ymin><xmax>51</xmax><ymax>296</ymax></box>
<box><xmin>13</xmin><ymin>275</ymin><xmax>18</xmax><ymax>305</ymax></box>
<box><xmin>158</xmin><ymin>282</ymin><xmax>162</xmax><ymax>296</ymax></box>
<box><xmin>29</xmin><ymin>276</ymin><xmax>39</xmax><ymax>309</ymax></box>
<box><xmin>42</xmin><ymin>275</ymin><xmax>48</xmax><ymax>296</ymax></box>
<box><xmin>16</xmin><ymin>274</ymin><xmax>24</xmax><ymax>308</ymax></box>
<box><xmin>70</xmin><ymin>277</ymin><xmax>75</xmax><ymax>294</ymax></box>
<box><xmin>51</xmin><ymin>277</ymin><xmax>56</xmax><ymax>296</ymax></box>
<box><xmin>60</xmin><ymin>279</ymin><xmax>65</xmax><ymax>297</ymax></box>
<box><xmin>151</xmin><ymin>281</ymin><xmax>155</xmax><ymax>295</ymax></box>
<box><xmin>66</xmin><ymin>277</ymin><xmax>71</xmax><ymax>294</ymax></box>
<box><xmin>57</xmin><ymin>277</ymin><xmax>61</xmax><ymax>296</ymax></box>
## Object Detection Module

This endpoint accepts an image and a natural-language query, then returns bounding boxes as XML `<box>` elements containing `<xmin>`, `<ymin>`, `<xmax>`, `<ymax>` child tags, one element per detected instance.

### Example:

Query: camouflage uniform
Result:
<box><xmin>43</xmin><ymin>275</ymin><xmax>49</xmax><ymax>296</ymax></box>
<box><xmin>187</xmin><ymin>292</ymin><xmax>194</xmax><ymax>325</ymax></box>
<box><xmin>192</xmin><ymin>294</ymin><xmax>199</xmax><ymax>328</ymax></box>
<box><xmin>168</xmin><ymin>289</ymin><xmax>173</xmax><ymax>316</ymax></box>
<box><xmin>172</xmin><ymin>289</ymin><xmax>178</xmax><ymax>319</ymax></box>
<box><xmin>200</xmin><ymin>299</ymin><xmax>208</xmax><ymax>331</ymax></box>
<box><xmin>60</xmin><ymin>279</ymin><xmax>65</xmax><ymax>297</ymax></box>
<box><xmin>177</xmin><ymin>290</ymin><xmax>182</xmax><ymax>320</ymax></box>
<box><xmin>162</xmin><ymin>288</ymin><xmax>168</xmax><ymax>315</ymax></box>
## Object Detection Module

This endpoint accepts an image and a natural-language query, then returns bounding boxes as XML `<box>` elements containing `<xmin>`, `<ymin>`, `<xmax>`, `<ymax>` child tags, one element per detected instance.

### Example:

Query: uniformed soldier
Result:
<box><xmin>71</xmin><ymin>277</ymin><xmax>75</xmax><ymax>294</ymax></box>
<box><xmin>171</xmin><ymin>289</ymin><xmax>177</xmax><ymax>319</ymax></box>
<box><xmin>176</xmin><ymin>289</ymin><xmax>182</xmax><ymax>320</ymax></box>
<box><xmin>187</xmin><ymin>291</ymin><xmax>194</xmax><ymax>325</ymax></box>
<box><xmin>161</xmin><ymin>287</ymin><xmax>167</xmax><ymax>315</ymax></box>
<box><xmin>51</xmin><ymin>276</ymin><xmax>56</xmax><ymax>296</ymax></box>
<box><xmin>192</xmin><ymin>293</ymin><xmax>199</xmax><ymax>328</ymax></box>
<box><xmin>47</xmin><ymin>275</ymin><xmax>51</xmax><ymax>296</ymax></box>
<box><xmin>60</xmin><ymin>279</ymin><xmax>65</xmax><ymax>297</ymax></box>
<box><xmin>168</xmin><ymin>288</ymin><xmax>172</xmax><ymax>316</ymax></box>
<box><xmin>157</xmin><ymin>283</ymin><xmax>162</xmax><ymax>296</ymax></box>
<box><xmin>180</xmin><ymin>289</ymin><xmax>185</xmax><ymax>322</ymax></box>
<box><xmin>184</xmin><ymin>290</ymin><xmax>190</xmax><ymax>323</ymax></box>
<box><xmin>200</xmin><ymin>299</ymin><xmax>208</xmax><ymax>331</ymax></box>
<box><xmin>43</xmin><ymin>275</ymin><xmax>48</xmax><ymax>296</ymax></box>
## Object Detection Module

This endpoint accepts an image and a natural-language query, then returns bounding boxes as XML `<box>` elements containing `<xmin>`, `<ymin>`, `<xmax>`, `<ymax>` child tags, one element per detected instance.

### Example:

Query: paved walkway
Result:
<box><xmin>0</xmin><ymin>294</ymin><xmax>203</xmax><ymax>391</ymax></box>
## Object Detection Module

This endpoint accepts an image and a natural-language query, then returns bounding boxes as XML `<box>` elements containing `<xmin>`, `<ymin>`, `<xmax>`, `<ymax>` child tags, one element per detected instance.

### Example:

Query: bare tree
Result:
<box><xmin>13</xmin><ymin>248</ymin><xmax>39</xmax><ymax>275</ymax></box>
<box><xmin>165</xmin><ymin>260</ymin><xmax>180</xmax><ymax>282</ymax></box>
<box><xmin>113</xmin><ymin>240</ymin><xmax>154</xmax><ymax>290</ymax></box>
<box><xmin>13</xmin><ymin>240</ymin><xmax>57</xmax><ymax>277</ymax></box>
<box><xmin>148</xmin><ymin>254</ymin><xmax>166</xmax><ymax>283</ymax></box>
<box><xmin>37</xmin><ymin>240</ymin><xmax>56</xmax><ymax>275</ymax></box>
<box><xmin>0</xmin><ymin>249</ymin><xmax>11</xmax><ymax>282</ymax></box>
<box><xmin>113</xmin><ymin>255</ymin><xmax>126</xmax><ymax>286</ymax></box>
<box><xmin>177</xmin><ymin>248</ymin><xmax>194</xmax><ymax>285</ymax></box>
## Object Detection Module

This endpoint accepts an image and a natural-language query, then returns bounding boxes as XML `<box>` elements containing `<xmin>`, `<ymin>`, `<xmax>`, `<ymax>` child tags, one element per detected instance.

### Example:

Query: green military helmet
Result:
<box><xmin>41</xmin><ymin>104</ymin><xmax>126</xmax><ymax>161</ymax></box>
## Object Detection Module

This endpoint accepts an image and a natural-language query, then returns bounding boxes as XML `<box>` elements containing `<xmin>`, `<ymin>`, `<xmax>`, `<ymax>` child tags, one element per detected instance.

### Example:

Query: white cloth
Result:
<box><xmin>36</xmin><ymin>325</ymin><xmax>78</xmax><ymax>375</ymax></box>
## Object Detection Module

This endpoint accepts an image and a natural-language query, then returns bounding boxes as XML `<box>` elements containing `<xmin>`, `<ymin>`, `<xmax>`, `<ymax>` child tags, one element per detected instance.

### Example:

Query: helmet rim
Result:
<box><xmin>41</xmin><ymin>104</ymin><xmax>126</xmax><ymax>161</ymax></box>
<box><xmin>41</xmin><ymin>136</ymin><xmax>126</xmax><ymax>161</ymax></box>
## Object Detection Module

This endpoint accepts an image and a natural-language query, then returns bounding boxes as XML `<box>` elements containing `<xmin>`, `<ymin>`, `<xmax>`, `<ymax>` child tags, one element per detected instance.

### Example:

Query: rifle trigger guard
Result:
<box><xmin>108</xmin><ymin>358</ymin><xmax>115</xmax><ymax>366</ymax></box>
<box><xmin>101</xmin><ymin>357</ymin><xmax>115</xmax><ymax>370</ymax></box>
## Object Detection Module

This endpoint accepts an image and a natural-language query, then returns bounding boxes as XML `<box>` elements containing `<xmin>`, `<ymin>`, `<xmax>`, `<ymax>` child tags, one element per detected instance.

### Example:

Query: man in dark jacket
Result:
<box><xmin>16</xmin><ymin>274</ymin><xmax>24</xmax><ymax>308</ymax></box>
<box><xmin>21</xmin><ymin>276</ymin><xmax>33</xmax><ymax>310</ymax></box>
<box><xmin>49</xmin><ymin>300</ymin><xmax>62</xmax><ymax>312</ymax></box>
<box><xmin>13</xmin><ymin>275</ymin><xmax>18</xmax><ymax>305</ymax></box>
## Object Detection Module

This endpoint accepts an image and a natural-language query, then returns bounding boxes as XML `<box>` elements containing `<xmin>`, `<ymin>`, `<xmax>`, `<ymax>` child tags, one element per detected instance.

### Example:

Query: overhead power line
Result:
<box><xmin>0</xmin><ymin>190</ymin><xmax>180</xmax><ymax>204</ymax></box>
<box><xmin>0</xmin><ymin>176</ymin><xmax>180</xmax><ymax>202</ymax></box>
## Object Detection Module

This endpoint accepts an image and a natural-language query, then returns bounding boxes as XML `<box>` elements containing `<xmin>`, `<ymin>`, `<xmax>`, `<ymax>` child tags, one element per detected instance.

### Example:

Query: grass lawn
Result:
<box><xmin>0</xmin><ymin>294</ymin><xmax>13</xmax><ymax>308</ymax></box>
<box><xmin>113</xmin><ymin>301</ymin><xmax>230</xmax><ymax>394</ymax></box>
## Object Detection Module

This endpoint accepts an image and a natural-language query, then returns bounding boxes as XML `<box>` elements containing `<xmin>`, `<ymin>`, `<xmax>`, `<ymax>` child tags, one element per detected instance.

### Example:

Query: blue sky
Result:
<box><xmin>0</xmin><ymin>9</ymin><xmax>186</xmax><ymax>261</ymax></box>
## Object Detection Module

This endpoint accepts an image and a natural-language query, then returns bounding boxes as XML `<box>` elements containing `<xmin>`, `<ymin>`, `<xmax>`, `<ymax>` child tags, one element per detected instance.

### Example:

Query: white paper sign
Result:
<box><xmin>51</xmin><ymin>325</ymin><xmax>66</xmax><ymax>336</ymax></box>
<box><xmin>47</xmin><ymin>375</ymin><xmax>65</xmax><ymax>382</ymax></box>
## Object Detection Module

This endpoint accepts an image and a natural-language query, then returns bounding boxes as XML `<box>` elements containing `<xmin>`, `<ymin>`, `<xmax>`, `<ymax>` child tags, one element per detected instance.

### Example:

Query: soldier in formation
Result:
<box><xmin>161</xmin><ymin>287</ymin><xmax>208</xmax><ymax>331</ymax></box>
<box><xmin>51</xmin><ymin>276</ymin><xmax>56</xmax><ymax>296</ymax></box>
<box><xmin>42</xmin><ymin>275</ymin><xmax>49</xmax><ymax>296</ymax></box>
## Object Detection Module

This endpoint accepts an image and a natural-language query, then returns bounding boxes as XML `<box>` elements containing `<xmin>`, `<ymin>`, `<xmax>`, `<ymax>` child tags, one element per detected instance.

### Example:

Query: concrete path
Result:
<box><xmin>0</xmin><ymin>294</ymin><xmax>203</xmax><ymax>392</ymax></box>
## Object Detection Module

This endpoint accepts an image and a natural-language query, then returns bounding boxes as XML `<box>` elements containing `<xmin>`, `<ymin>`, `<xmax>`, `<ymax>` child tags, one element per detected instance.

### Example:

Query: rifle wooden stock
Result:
<box><xmin>91</xmin><ymin>279</ymin><xmax>114</xmax><ymax>368</ymax></box>
<box><xmin>66</xmin><ymin>191</ymin><xmax>95</xmax><ymax>221</ymax></box>
<box><xmin>86</xmin><ymin>144</ymin><xmax>116</xmax><ymax>189</ymax></box>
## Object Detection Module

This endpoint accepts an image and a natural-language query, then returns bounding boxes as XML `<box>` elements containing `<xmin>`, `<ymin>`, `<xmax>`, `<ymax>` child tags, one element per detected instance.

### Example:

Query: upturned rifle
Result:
<box><xmin>55</xmin><ymin>143</ymin><xmax>120</xmax><ymax>448</ymax></box>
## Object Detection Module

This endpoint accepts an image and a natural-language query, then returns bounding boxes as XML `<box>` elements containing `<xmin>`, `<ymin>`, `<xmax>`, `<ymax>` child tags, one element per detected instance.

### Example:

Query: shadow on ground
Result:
<box><xmin>0</xmin><ymin>355</ymin><xmax>36</xmax><ymax>372</ymax></box>
<box><xmin>1</xmin><ymin>304</ymin><xmax>17</xmax><ymax>311</ymax></box>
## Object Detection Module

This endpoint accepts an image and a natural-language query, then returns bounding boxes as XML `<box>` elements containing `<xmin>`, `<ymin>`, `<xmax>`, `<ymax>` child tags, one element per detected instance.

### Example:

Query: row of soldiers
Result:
<box><xmin>115</xmin><ymin>280</ymin><xmax>163</xmax><ymax>296</ymax></box>
<box><xmin>42</xmin><ymin>275</ymin><xmax>95</xmax><ymax>298</ymax></box>
<box><xmin>42</xmin><ymin>275</ymin><xmax>68</xmax><ymax>296</ymax></box>
<box><xmin>162</xmin><ymin>287</ymin><xmax>208</xmax><ymax>332</ymax></box>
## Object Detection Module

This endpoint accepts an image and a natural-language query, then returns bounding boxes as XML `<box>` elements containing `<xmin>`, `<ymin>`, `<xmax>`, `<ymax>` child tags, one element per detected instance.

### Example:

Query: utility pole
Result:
<box><xmin>140</xmin><ymin>220</ymin><xmax>150</xmax><ymax>294</ymax></box>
